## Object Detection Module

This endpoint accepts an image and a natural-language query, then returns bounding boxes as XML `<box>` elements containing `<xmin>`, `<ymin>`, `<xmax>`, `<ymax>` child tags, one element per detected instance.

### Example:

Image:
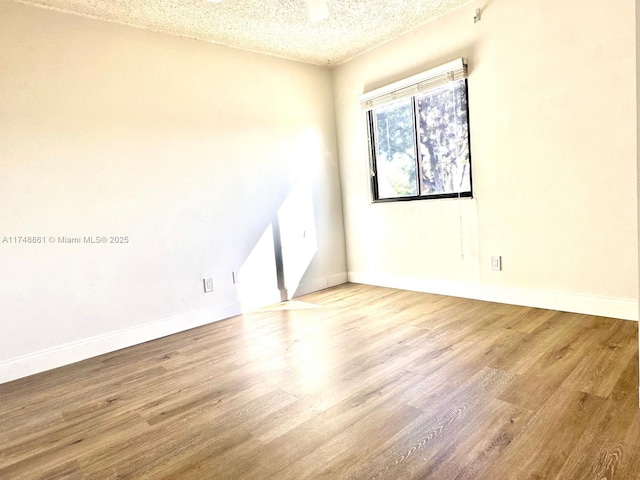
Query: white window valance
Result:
<box><xmin>359</xmin><ymin>58</ymin><xmax>468</xmax><ymax>111</ymax></box>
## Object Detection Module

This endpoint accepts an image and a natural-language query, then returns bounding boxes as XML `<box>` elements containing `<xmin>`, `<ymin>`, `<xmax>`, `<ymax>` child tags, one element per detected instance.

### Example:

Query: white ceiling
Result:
<box><xmin>12</xmin><ymin>0</ymin><xmax>473</xmax><ymax>66</ymax></box>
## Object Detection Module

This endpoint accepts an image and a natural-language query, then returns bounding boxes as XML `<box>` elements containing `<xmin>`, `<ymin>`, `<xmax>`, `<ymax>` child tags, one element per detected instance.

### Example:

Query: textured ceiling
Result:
<box><xmin>12</xmin><ymin>0</ymin><xmax>473</xmax><ymax>66</ymax></box>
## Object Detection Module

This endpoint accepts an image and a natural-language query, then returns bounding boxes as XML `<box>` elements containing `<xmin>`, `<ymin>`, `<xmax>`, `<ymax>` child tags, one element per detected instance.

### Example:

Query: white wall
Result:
<box><xmin>333</xmin><ymin>0</ymin><xmax>638</xmax><ymax>319</ymax></box>
<box><xmin>0</xmin><ymin>2</ymin><xmax>346</xmax><ymax>382</ymax></box>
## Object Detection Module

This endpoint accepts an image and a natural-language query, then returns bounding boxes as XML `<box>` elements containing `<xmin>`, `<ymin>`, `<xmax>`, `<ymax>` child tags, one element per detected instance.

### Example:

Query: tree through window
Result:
<box><xmin>362</xmin><ymin>59</ymin><xmax>472</xmax><ymax>202</ymax></box>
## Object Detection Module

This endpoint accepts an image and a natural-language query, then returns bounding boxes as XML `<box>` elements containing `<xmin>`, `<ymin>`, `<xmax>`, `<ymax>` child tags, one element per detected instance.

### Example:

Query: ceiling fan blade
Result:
<box><xmin>306</xmin><ymin>0</ymin><xmax>329</xmax><ymax>22</ymax></box>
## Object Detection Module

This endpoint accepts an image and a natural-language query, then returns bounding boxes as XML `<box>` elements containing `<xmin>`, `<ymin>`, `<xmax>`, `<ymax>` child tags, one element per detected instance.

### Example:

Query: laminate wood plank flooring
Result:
<box><xmin>0</xmin><ymin>283</ymin><xmax>638</xmax><ymax>479</ymax></box>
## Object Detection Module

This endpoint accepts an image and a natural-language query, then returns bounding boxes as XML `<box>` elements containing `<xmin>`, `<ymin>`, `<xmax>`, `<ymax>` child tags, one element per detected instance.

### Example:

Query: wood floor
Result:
<box><xmin>1</xmin><ymin>283</ymin><xmax>639</xmax><ymax>479</ymax></box>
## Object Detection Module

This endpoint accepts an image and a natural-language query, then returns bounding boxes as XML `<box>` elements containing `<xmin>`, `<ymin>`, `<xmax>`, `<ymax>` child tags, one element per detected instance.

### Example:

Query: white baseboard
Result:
<box><xmin>0</xmin><ymin>275</ymin><xmax>349</xmax><ymax>386</ymax></box>
<box><xmin>0</xmin><ymin>301</ymin><xmax>242</xmax><ymax>385</ymax></box>
<box><xmin>8</xmin><ymin>270</ymin><xmax>625</xmax><ymax>386</ymax></box>
<box><xmin>292</xmin><ymin>272</ymin><xmax>348</xmax><ymax>297</ymax></box>
<box><xmin>348</xmin><ymin>271</ymin><xmax>638</xmax><ymax>321</ymax></box>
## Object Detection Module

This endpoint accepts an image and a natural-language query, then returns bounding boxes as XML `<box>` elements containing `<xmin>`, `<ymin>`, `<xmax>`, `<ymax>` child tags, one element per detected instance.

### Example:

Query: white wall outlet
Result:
<box><xmin>232</xmin><ymin>271</ymin><xmax>240</xmax><ymax>284</ymax></box>
<box><xmin>491</xmin><ymin>256</ymin><xmax>502</xmax><ymax>271</ymax></box>
<box><xmin>203</xmin><ymin>278</ymin><xmax>214</xmax><ymax>293</ymax></box>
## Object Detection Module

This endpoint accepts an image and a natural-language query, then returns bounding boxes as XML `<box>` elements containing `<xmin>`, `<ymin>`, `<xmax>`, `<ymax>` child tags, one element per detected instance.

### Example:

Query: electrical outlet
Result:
<box><xmin>491</xmin><ymin>256</ymin><xmax>502</xmax><ymax>271</ymax></box>
<box><xmin>203</xmin><ymin>277</ymin><xmax>214</xmax><ymax>293</ymax></box>
<box><xmin>232</xmin><ymin>271</ymin><xmax>240</xmax><ymax>284</ymax></box>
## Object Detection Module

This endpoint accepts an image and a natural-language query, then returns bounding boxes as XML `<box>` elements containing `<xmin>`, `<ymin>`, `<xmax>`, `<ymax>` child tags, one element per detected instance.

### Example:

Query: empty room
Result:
<box><xmin>1</xmin><ymin>0</ymin><xmax>639</xmax><ymax>478</ymax></box>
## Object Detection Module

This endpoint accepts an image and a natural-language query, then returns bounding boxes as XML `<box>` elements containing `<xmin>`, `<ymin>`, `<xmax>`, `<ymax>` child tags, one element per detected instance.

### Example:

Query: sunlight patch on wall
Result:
<box><xmin>278</xmin><ymin>179</ymin><xmax>318</xmax><ymax>297</ymax></box>
<box><xmin>237</xmin><ymin>224</ymin><xmax>280</xmax><ymax>310</ymax></box>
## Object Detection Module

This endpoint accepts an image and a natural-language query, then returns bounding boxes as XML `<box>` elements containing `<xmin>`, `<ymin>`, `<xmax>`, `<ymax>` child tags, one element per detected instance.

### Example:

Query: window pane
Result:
<box><xmin>416</xmin><ymin>80</ymin><xmax>471</xmax><ymax>196</ymax></box>
<box><xmin>372</xmin><ymin>98</ymin><xmax>418</xmax><ymax>198</ymax></box>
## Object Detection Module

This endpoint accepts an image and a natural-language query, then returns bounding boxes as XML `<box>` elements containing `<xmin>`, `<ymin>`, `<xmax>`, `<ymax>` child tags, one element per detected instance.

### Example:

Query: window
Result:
<box><xmin>361</xmin><ymin>58</ymin><xmax>472</xmax><ymax>202</ymax></box>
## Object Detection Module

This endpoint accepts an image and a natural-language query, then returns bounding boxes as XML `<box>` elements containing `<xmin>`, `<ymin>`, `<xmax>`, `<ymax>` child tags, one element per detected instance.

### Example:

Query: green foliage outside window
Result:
<box><xmin>369</xmin><ymin>79</ymin><xmax>471</xmax><ymax>201</ymax></box>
